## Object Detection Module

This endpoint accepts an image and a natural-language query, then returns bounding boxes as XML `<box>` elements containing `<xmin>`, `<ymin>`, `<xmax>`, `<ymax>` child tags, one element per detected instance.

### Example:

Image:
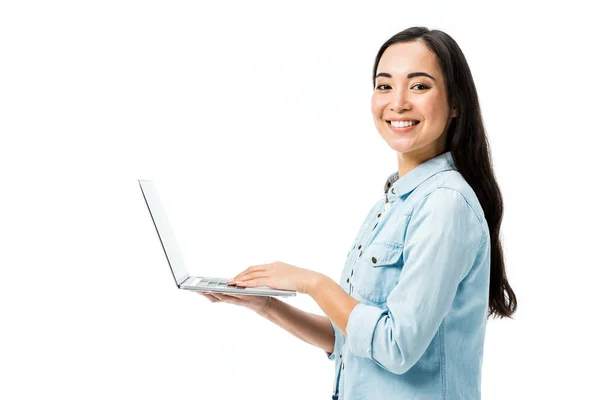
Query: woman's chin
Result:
<box><xmin>385</xmin><ymin>138</ymin><xmax>415</xmax><ymax>153</ymax></box>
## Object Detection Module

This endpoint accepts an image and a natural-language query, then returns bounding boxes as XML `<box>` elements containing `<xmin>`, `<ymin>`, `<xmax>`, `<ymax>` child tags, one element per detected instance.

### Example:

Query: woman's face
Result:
<box><xmin>371</xmin><ymin>41</ymin><xmax>455</xmax><ymax>158</ymax></box>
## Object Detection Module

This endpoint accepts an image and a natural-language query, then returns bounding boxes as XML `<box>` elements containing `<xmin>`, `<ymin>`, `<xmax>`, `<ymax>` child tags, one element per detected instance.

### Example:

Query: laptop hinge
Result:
<box><xmin>178</xmin><ymin>274</ymin><xmax>191</xmax><ymax>287</ymax></box>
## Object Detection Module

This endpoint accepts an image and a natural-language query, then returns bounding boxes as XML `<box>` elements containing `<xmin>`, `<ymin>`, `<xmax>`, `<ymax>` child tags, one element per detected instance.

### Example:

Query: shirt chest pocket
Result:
<box><xmin>353</xmin><ymin>241</ymin><xmax>404</xmax><ymax>305</ymax></box>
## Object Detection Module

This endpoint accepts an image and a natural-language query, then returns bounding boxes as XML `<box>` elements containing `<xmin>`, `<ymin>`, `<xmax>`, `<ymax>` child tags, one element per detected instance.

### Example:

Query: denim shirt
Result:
<box><xmin>325</xmin><ymin>151</ymin><xmax>491</xmax><ymax>400</ymax></box>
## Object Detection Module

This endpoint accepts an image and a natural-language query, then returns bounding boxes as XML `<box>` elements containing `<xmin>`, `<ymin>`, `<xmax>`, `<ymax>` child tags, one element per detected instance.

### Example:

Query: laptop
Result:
<box><xmin>138</xmin><ymin>180</ymin><xmax>296</xmax><ymax>298</ymax></box>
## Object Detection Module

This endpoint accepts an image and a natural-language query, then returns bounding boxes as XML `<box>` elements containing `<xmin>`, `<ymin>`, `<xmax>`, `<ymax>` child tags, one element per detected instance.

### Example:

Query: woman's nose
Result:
<box><xmin>390</xmin><ymin>89</ymin><xmax>412</xmax><ymax>112</ymax></box>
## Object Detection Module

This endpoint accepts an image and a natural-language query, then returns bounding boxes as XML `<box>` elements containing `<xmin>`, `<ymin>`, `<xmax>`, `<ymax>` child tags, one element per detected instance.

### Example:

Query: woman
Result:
<box><xmin>198</xmin><ymin>26</ymin><xmax>517</xmax><ymax>400</ymax></box>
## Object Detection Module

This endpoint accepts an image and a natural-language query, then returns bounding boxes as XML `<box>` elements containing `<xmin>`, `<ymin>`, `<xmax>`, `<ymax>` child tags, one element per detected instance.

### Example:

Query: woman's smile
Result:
<box><xmin>386</xmin><ymin>120</ymin><xmax>421</xmax><ymax>134</ymax></box>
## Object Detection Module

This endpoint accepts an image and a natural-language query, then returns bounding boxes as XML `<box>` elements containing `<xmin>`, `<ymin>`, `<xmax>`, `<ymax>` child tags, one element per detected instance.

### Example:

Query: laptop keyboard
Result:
<box><xmin>198</xmin><ymin>278</ymin><xmax>246</xmax><ymax>290</ymax></box>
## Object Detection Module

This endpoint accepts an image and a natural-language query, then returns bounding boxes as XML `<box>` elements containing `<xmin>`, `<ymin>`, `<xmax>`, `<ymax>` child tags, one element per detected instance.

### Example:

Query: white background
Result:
<box><xmin>1</xmin><ymin>1</ymin><xmax>598</xmax><ymax>399</ymax></box>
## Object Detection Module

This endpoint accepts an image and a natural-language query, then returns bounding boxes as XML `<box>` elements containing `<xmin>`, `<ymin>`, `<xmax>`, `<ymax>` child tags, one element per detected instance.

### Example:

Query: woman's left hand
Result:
<box><xmin>228</xmin><ymin>261</ymin><xmax>321</xmax><ymax>295</ymax></box>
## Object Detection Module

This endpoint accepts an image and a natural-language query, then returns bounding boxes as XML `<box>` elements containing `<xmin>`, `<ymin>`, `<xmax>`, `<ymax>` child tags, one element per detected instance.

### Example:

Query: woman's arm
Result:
<box><xmin>256</xmin><ymin>297</ymin><xmax>334</xmax><ymax>354</ymax></box>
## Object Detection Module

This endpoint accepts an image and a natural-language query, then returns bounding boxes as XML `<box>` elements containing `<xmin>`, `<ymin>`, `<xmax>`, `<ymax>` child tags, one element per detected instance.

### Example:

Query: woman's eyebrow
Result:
<box><xmin>375</xmin><ymin>72</ymin><xmax>436</xmax><ymax>81</ymax></box>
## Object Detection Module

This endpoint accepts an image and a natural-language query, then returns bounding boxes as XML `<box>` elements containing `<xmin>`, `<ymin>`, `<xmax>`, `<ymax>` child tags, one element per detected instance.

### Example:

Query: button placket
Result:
<box><xmin>341</xmin><ymin>337</ymin><xmax>346</xmax><ymax>370</ymax></box>
<box><xmin>347</xmin><ymin>242</ymin><xmax>356</xmax><ymax>258</ymax></box>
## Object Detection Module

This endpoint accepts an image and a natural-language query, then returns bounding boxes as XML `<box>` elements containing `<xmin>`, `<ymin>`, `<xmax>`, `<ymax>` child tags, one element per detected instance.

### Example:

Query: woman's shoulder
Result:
<box><xmin>406</xmin><ymin>170</ymin><xmax>485</xmax><ymax>224</ymax></box>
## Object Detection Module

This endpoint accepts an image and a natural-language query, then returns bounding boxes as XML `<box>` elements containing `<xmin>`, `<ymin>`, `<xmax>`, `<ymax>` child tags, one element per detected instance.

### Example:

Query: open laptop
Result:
<box><xmin>138</xmin><ymin>180</ymin><xmax>296</xmax><ymax>298</ymax></box>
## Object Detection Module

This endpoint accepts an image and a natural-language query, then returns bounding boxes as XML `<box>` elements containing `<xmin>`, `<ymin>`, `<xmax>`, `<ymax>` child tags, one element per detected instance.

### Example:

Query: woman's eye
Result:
<box><xmin>376</xmin><ymin>84</ymin><xmax>391</xmax><ymax>90</ymax></box>
<box><xmin>412</xmin><ymin>84</ymin><xmax>429</xmax><ymax>90</ymax></box>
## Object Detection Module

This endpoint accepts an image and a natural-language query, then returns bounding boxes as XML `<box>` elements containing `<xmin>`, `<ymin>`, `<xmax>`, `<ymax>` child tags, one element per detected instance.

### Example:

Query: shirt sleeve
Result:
<box><xmin>325</xmin><ymin>319</ymin><xmax>337</xmax><ymax>361</ymax></box>
<box><xmin>346</xmin><ymin>188</ymin><xmax>484</xmax><ymax>375</ymax></box>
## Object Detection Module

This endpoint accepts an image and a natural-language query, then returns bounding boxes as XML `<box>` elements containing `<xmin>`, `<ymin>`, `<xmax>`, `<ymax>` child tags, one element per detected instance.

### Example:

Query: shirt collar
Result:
<box><xmin>383</xmin><ymin>151</ymin><xmax>457</xmax><ymax>199</ymax></box>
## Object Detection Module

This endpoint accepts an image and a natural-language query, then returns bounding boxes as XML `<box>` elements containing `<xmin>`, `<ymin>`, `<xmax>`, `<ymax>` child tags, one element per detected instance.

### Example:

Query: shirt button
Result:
<box><xmin>372</xmin><ymin>257</ymin><xmax>377</xmax><ymax>263</ymax></box>
<box><xmin>377</xmin><ymin>213</ymin><xmax>381</xmax><ymax>218</ymax></box>
<box><xmin>358</xmin><ymin>245</ymin><xmax>362</xmax><ymax>250</ymax></box>
<box><xmin>346</xmin><ymin>277</ymin><xmax>349</xmax><ymax>283</ymax></box>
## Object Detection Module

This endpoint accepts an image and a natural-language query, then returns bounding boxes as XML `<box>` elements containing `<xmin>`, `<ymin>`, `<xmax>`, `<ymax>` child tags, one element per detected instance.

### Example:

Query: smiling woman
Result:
<box><xmin>323</xmin><ymin>26</ymin><xmax>516</xmax><ymax>400</ymax></box>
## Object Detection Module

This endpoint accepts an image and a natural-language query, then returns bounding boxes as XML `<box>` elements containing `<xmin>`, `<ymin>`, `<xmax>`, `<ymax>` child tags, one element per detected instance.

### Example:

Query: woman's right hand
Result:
<box><xmin>197</xmin><ymin>291</ymin><xmax>273</xmax><ymax>314</ymax></box>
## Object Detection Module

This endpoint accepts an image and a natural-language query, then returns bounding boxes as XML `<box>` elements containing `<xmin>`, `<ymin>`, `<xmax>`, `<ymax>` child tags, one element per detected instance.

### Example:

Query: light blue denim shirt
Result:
<box><xmin>325</xmin><ymin>151</ymin><xmax>491</xmax><ymax>400</ymax></box>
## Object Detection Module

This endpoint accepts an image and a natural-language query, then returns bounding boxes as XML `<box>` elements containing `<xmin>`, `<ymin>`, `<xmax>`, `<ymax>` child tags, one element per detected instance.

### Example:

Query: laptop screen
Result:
<box><xmin>138</xmin><ymin>180</ymin><xmax>189</xmax><ymax>285</ymax></box>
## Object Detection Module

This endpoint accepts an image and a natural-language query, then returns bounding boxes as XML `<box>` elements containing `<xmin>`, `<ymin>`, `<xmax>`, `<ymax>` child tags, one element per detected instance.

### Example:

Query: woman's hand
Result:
<box><xmin>228</xmin><ymin>261</ymin><xmax>322</xmax><ymax>295</ymax></box>
<box><xmin>197</xmin><ymin>292</ymin><xmax>272</xmax><ymax>314</ymax></box>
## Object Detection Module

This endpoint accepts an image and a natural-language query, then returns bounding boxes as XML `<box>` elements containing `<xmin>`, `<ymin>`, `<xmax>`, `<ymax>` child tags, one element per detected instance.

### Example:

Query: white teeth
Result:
<box><xmin>390</xmin><ymin>120</ymin><xmax>418</xmax><ymax>128</ymax></box>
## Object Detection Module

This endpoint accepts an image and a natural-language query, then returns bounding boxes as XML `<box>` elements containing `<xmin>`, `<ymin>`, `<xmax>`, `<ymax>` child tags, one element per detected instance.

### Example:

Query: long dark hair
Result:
<box><xmin>372</xmin><ymin>27</ymin><xmax>517</xmax><ymax>319</ymax></box>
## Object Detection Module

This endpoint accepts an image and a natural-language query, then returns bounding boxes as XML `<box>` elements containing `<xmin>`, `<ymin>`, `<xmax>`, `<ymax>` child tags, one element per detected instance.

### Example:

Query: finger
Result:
<box><xmin>236</xmin><ymin>271</ymin><xmax>269</xmax><ymax>283</ymax></box>
<box><xmin>217</xmin><ymin>293</ymin><xmax>244</xmax><ymax>299</ymax></box>
<box><xmin>203</xmin><ymin>294</ymin><xmax>218</xmax><ymax>302</ymax></box>
<box><xmin>230</xmin><ymin>268</ymin><xmax>251</xmax><ymax>281</ymax></box>
<box><xmin>205</xmin><ymin>291</ymin><xmax>226</xmax><ymax>298</ymax></box>
<box><xmin>237</xmin><ymin>278</ymin><xmax>269</xmax><ymax>288</ymax></box>
<box><xmin>232</xmin><ymin>265</ymin><xmax>266</xmax><ymax>281</ymax></box>
<box><xmin>214</xmin><ymin>293</ymin><xmax>242</xmax><ymax>303</ymax></box>
<box><xmin>211</xmin><ymin>293</ymin><xmax>234</xmax><ymax>301</ymax></box>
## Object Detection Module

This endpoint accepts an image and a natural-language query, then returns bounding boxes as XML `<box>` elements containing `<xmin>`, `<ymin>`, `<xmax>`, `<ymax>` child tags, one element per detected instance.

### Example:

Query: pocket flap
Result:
<box><xmin>363</xmin><ymin>241</ymin><xmax>403</xmax><ymax>267</ymax></box>
<box><xmin>354</xmin><ymin>241</ymin><xmax>404</xmax><ymax>304</ymax></box>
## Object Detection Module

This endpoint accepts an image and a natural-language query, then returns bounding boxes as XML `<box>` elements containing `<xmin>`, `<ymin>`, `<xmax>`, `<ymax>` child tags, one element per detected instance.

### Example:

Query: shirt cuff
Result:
<box><xmin>325</xmin><ymin>319</ymin><xmax>336</xmax><ymax>361</ymax></box>
<box><xmin>346</xmin><ymin>302</ymin><xmax>386</xmax><ymax>359</ymax></box>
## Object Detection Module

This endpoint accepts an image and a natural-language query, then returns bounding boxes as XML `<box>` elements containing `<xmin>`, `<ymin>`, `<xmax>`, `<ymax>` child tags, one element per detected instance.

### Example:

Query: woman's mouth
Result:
<box><xmin>386</xmin><ymin>120</ymin><xmax>420</xmax><ymax>133</ymax></box>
